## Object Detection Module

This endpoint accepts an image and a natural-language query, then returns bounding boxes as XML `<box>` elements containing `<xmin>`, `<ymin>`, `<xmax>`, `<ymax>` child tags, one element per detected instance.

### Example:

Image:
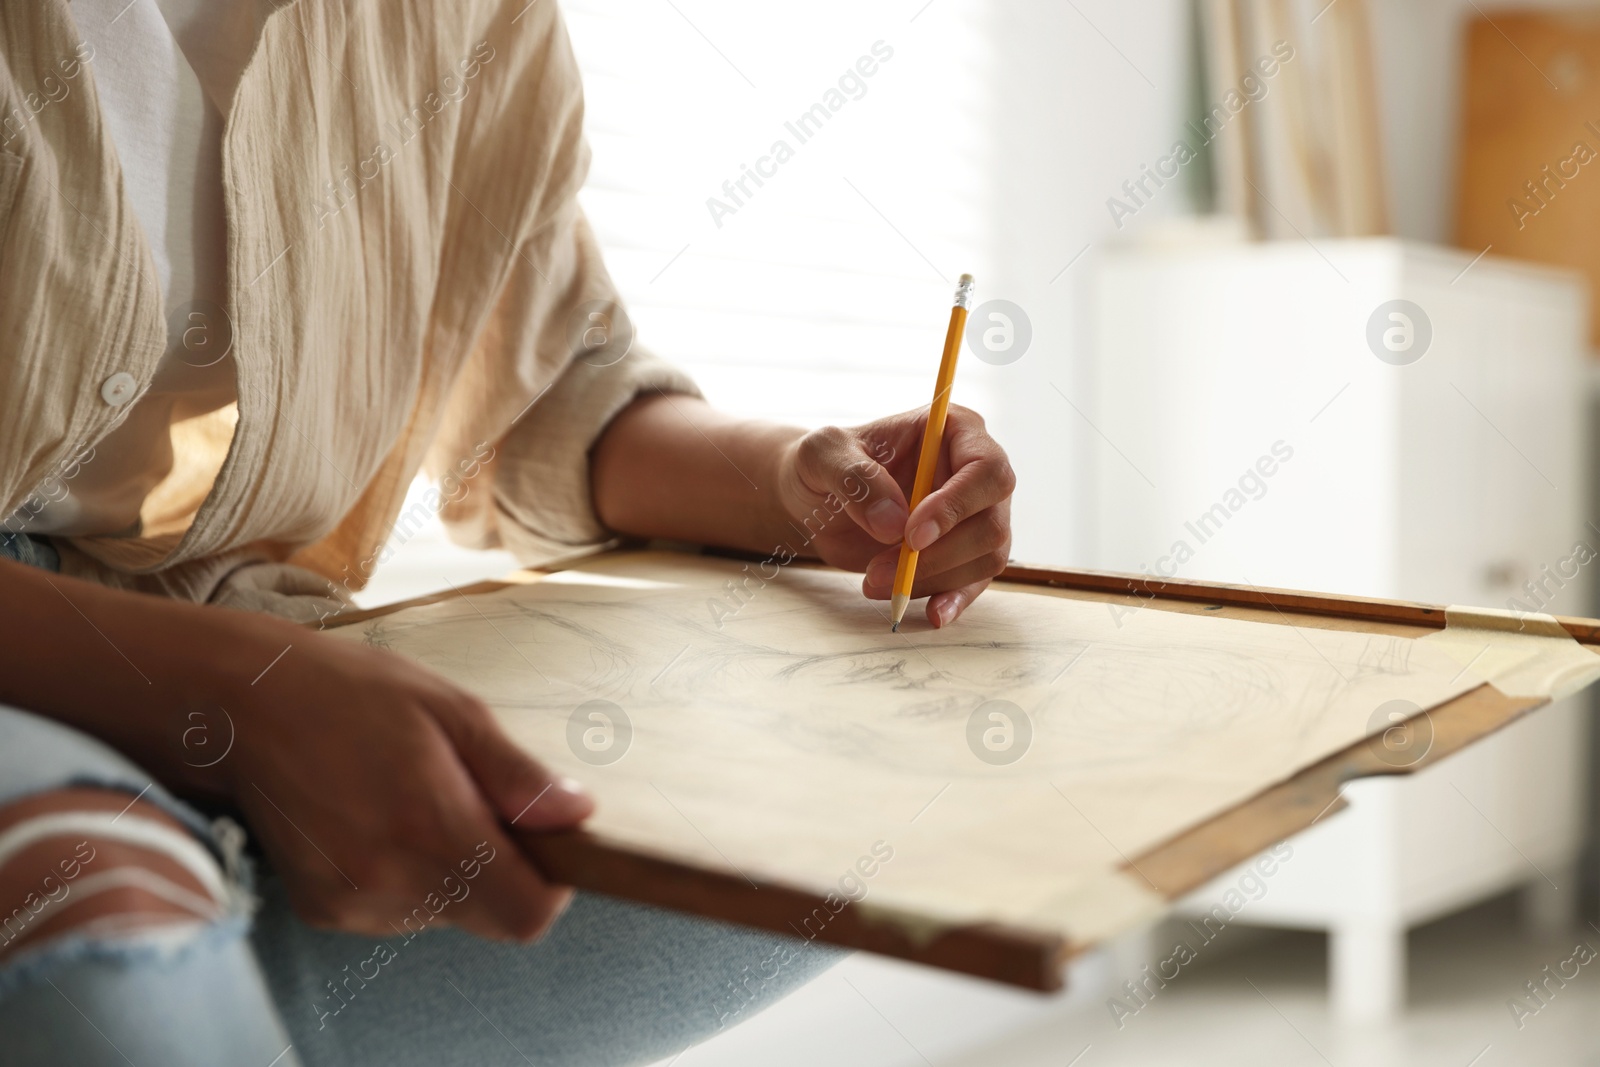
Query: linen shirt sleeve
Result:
<box><xmin>489</xmin><ymin>209</ymin><xmax>697</xmax><ymax>561</ymax></box>
<box><xmin>429</xmin><ymin>194</ymin><xmax>699</xmax><ymax>564</ymax></box>
<box><xmin>422</xmin><ymin>1</ymin><xmax>698</xmax><ymax>564</ymax></box>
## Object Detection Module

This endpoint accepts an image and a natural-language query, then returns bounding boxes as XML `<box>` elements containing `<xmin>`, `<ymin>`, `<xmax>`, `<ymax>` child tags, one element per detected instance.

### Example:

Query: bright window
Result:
<box><xmin>360</xmin><ymin>0</ymin><xmax>993</xmax><ymax>606</ymax></box>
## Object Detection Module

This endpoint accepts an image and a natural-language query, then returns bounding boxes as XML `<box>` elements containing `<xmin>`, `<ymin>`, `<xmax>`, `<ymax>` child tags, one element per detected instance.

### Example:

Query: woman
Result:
<box><xmin>0</xmin><ymin>1</ymin><xmax>1016</xmax><ymax>1063</ymax></box>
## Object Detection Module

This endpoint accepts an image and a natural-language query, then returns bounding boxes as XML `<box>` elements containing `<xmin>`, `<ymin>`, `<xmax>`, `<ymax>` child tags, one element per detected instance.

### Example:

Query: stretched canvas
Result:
<box><xmin>332</xmin><ymin>551</ymin><xmax>1561</xmax><ymax>947</ymax></box>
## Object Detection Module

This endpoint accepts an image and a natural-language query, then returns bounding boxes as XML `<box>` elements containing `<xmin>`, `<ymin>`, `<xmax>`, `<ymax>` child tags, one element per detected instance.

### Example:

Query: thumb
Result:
<box><xmin>436</xmin><ymin>698</ymin><xmax>595</xmax><ymax>831</ymax></box>
<box><xmin>795</xmin><ymin>427</ymin><xmax>910</xmax><ymax>544</ymax></box>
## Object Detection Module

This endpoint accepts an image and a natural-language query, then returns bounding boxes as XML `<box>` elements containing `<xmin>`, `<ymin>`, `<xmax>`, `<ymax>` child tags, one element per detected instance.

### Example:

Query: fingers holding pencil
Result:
<box><xmin>901</xmin><ymin>408</ymin><xmax>1016</xmax><ymax>554</ymax></box>
<box><xmin>787</xmin><ymin>424</ymin><xmax>911</xmax><ymax>546</ymax></box>
<box><xmin>771</xmin><ymin>267</ymin><xmax>1017</xmax><ymax>630</ymax></box>
<box><xmin>865</xmin><ymin>499</ymin><xmax>1013</xmax><ymax>597</ymax></box>
<box><xmin>775</xmin><ymin>402</ymin><xmax>1016</xmax><ymax>625</ymax></box>
<box><xmin>861</xmin><ymin>407</ymin><xmax>1014</xmax><ymax>627</ymax></box>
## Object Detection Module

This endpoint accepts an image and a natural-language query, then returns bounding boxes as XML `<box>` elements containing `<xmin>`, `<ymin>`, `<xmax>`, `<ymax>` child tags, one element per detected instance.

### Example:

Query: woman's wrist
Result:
<box><xmin>170</xmin><ymin>606</ymin><xmax>306</xmax><ymax>798</ymax></box>
<box><xmin>750</xmin><ymin>423</ymin><xmax>809</xmax><ymax>549</ymax></box>
<box><xmin>0</xmin><ymin>560</ymin><xmax>290</xmax><ymax>802</ymax></box>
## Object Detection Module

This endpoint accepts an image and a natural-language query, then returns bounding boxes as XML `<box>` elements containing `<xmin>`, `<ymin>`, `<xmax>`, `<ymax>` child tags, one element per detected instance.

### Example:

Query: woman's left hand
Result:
<box><xmin>774</xmin><ymin>405</ymin><xmax>1016</xmax><ymax>628</ymax></box>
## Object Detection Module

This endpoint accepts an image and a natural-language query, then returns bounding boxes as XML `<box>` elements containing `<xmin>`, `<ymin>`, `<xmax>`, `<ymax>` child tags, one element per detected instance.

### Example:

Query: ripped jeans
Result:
<box><xmin>0</xmin><ymin>535</ymin><xmax>839</xmax><ymax>1066</ymax></box>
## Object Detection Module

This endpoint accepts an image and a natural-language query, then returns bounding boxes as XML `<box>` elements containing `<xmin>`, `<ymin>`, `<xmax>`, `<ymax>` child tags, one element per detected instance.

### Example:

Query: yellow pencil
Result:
<box><xmin>891</xmin><ymin>273</ymin><xmax>974</xmax><ymax>631</ymax></box>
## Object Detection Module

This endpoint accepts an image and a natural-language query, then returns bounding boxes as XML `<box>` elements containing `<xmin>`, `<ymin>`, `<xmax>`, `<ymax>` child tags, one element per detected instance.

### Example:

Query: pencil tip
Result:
<box><xmin>890</xmin><ymin>622</ymin><xmax>899</xmax><ymax>633</ymax></box>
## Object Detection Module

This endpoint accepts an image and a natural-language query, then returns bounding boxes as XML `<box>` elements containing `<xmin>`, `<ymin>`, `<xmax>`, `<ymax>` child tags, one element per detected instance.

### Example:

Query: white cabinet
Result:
<box><xmin>1089</xmin><ymin>238</ymin><xmax>1591</xmax><ymax>1022</ymax></box>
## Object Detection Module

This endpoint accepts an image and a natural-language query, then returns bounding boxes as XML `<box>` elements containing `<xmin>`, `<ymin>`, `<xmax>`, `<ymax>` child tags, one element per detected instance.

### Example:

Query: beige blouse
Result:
<box><xmin>0</xmin><ymin>0</ymin><xmax>695</xmax><ymax>618</ymax></box>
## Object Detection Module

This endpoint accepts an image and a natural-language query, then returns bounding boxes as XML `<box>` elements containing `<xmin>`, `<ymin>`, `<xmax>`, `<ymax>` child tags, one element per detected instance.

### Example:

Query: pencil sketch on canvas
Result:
<box><xmin>331</xmin><ymin>550</ymin><xmax>1494</xmax><ymax>941</ymax></box>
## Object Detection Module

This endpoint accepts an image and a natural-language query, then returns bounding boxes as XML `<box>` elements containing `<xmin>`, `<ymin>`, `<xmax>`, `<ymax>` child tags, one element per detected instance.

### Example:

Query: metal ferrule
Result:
<box><xmin>954</xmin><ymin>273</ymin><xmax>975</xmax><ymax>310</ymax></box>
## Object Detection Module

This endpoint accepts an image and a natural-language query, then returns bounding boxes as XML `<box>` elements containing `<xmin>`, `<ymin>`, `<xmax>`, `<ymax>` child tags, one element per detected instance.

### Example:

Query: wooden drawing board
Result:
<box><xmin>321</xmin><ymin>546</ymin><xmax>1597</xmax><ymax>992</ymax></box>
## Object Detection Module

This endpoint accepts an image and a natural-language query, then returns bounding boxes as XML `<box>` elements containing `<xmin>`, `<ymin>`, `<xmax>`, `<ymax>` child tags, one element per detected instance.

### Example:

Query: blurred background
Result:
<box><xmin>362</xmin><ymin>0</ymin><xmax>1600</xmax><ymax>1063</ymax></box>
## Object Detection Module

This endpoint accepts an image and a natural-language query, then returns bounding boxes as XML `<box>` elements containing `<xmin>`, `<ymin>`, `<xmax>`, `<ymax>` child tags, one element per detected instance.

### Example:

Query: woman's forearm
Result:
<box><xmin>0</xmin><ymin>547</ymin><xmax>597</xmax><ymax>942</ymax></box>
<box><xmin>591</xmin><ymin>394</ymin><xmax>805</xmax><ymax>553</ymax></box>
<box><xmin>589</xmin><ymin>396</ymin><xmax>1018</xmax><ymax>628</ymax></box>
<box><xmin>0</xmin><ymin>558</ymin><xmax>296</xmax><ymax>800</ymax></box>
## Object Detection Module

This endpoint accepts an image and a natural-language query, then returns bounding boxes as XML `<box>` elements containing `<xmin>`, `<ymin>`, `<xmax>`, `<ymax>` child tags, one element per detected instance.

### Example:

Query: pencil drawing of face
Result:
<box><xmin>331</xmin><ymin>552</ymin><xmax>1489</xmax><ymax>946</ymax></box>
<box><xmin>350</xmin><ymin>561</ymin><xmax>1328</xmax><ymax>783</ymax></box>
